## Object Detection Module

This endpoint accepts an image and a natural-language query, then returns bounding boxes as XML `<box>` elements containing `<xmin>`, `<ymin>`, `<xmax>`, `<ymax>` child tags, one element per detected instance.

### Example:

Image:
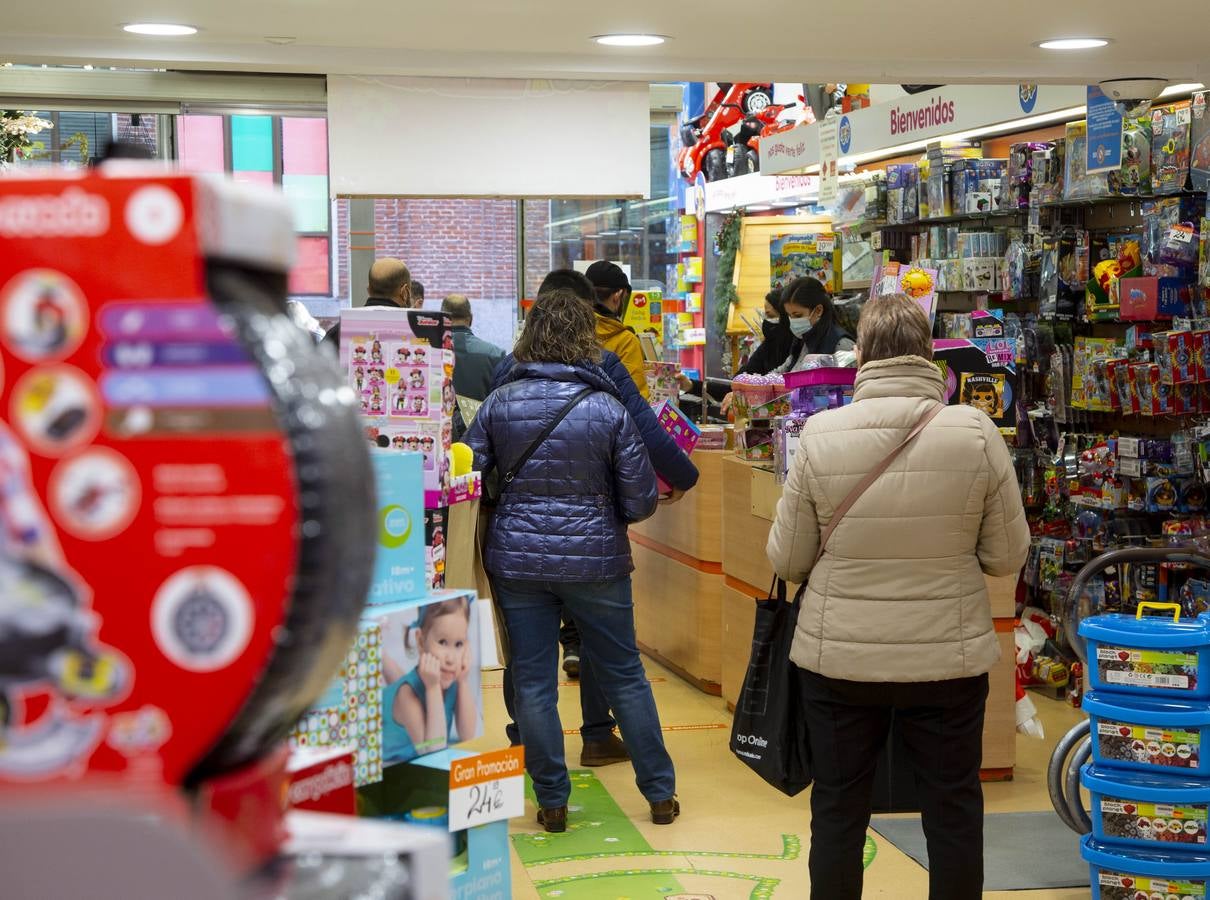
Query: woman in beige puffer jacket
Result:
<box><xmin>767</xmin><ymin>294</ymin><xmax>1030</xmax><ymax>900</ymax></box>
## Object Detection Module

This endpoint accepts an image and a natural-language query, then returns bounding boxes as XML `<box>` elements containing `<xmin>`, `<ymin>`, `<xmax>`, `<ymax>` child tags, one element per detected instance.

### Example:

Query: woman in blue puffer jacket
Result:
<box><xmin>465</xmin><ymin>288</ymin><xmax>678</xmax><ymax>834</ymax></box>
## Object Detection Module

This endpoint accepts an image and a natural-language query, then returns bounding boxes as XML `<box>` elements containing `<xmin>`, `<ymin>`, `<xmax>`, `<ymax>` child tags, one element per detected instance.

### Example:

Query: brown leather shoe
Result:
<box><xmin>650</xmin><ymin>797</ymin><xmax>681</xmax><ymax>825</ymax></box>
<box><xmin>580</xmin><ymin>733</ymin><xmax>631</xmax><ymax>767</ymax></box>
<box><xmin>537</xmin><ymin>806</ymin><xmax>567</xmax><ymax>833</ymax></box>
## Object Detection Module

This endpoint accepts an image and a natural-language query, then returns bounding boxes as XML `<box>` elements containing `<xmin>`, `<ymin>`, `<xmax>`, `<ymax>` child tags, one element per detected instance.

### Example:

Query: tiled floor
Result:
<box><xmin>464</xmin><ymin>659</ymin><xmax>1089</xmax><ymax>900</ymax></box>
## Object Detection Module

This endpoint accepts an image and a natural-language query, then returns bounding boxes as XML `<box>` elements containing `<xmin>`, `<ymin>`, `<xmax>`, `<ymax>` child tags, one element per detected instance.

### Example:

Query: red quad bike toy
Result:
<box><xmin>725</xmin><ymin>95</ymin><xmax>802</xmax><ymax>178</ymax></box>
<box><xmin>677</xmin><ymin>82</ymin><xmax>775</xmax><ymax>183</ymax></box>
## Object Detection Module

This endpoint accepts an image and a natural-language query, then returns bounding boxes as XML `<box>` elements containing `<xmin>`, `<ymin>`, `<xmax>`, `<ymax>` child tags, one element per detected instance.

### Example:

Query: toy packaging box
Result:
<box><xmin>1152</xmin><ymin>102</ymin><xmax>1193</xmax><ymax>195</ymax></box>
<box><xmin>368</xmin><ymin>451</ymin><xmax>426</xmax><ymax>606</ymax></box>
<box><xmin>933</xmin><ymin>339</ymin><xmax>1017</xmax><ymax>432</ymax></box>
<box><xmin>1064</xmin><ymin>121</ymin><xmax>1111</xmax><ymax>201</ymax></box>
<box><xmin>885</xmin><ymin>164</ymin><xmax>919</xmax><ymax>224</ymax></box>
<box><xmin>1192</xmin><ymin>91</ymin><xmax>1210</xmax><ymax>192</ymax></box>
<box><xmin>293</xmin><ymin>589</ymin><xmax>482</xmax><ymax>786</ymax></box>
<box><xmin>425</xmin><ymin>507</ymin><xmax>450</xmax><ymax>591</ymax></box>
<box><xmin>0</xmin><ymin>172</ymin><xmax>376</xmax><ymax>788</ymax></box>
<box><xmin>292</xmin><ymin>621</ymin><xmax>385</xmax><ymax>787</ymax></box>
<box><xmin>654</xmin><ymin>401</ymin><xmax>700</xmax><ymax>494</ymax></box>
<box><xmin>769</xmin><ymin>233</ymin><xmax>840</xmax><ymax>293</ymax></box>
<box><xmin>645</xmin><ymin>361</ymin><xmax>681</xmax><ymax>409</ymax></box>
<box><xmin>287</xmin><ymin>745</ymin><xmax>357</xmax><ymax>815</ymax></box>
<box><xmin>373</xmin><ymin>590</ymin><xmax>481</xmax><ymax>768</ymax></box>
<box><xmin>357</xmin><ymin>748</ymin><xmax>511</xmax><ymax>900</ymax></box>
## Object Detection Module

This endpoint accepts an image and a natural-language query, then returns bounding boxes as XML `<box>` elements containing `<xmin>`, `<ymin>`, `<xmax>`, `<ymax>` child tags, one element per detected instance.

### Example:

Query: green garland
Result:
<box><xmin>712</xmin><ymin>213</ymin><xmax>742</xmax><ymax>332</ymax></box>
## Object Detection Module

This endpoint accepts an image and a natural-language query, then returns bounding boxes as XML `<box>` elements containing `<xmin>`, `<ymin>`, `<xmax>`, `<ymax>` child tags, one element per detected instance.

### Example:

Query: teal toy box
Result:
<box><xmin>358</xmin><ymin>748</ymin><xmax>511</xmax><ymax>900</ymax></box>
<box><xmin>370</xmin><ymin>450</ymin><xmax>426</xmax><ymax>605</ymax></box>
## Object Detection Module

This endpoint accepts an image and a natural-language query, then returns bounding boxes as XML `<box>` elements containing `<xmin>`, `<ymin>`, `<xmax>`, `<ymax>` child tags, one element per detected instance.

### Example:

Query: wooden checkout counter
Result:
<box><xmin>631</xmin><ymin>451</ymin><xmax>1019</xmax><ymax>779</ymax></box>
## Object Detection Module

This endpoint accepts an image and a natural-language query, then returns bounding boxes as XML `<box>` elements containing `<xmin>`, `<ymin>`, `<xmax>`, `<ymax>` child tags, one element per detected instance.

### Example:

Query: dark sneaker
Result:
<box><xmin>563</xmin><ymin>651</ymin><xmax>580</xmax><ymax>678</ymax></box>
<box><xmin>650</xmin><ymin>798</ymin><xmax>680</xmax><ymax>825</ymax></box>
<box><xmin>537</xmin><ymin>806</ymin><xmax>567</xmax><ymax>833</ymax></box>
<box><xmin>580</xmin><ymin>733</ymin><xmax>631</xmax><ymax>767</ymax></box>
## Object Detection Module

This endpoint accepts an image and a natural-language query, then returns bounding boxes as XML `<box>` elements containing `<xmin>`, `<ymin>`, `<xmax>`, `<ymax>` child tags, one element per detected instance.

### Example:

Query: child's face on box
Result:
<box><xmin>420</xmin><ymin>612</ymin><xmax>468</xmax><ymax>688</ymax></box>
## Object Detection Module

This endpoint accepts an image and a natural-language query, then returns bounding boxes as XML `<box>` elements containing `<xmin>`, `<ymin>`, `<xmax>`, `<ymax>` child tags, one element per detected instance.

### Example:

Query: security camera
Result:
<box><xmin>1098</xmin><ymin>77</ymin><xmax>1169</xmax><ymax>117</ymax></box>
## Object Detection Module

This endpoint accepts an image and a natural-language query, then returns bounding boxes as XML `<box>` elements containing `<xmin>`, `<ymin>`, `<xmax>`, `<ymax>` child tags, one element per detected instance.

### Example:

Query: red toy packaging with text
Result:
<box><xmin>0</xmin><ymin>170</ymin><xmax>373</xmax><ymax>808</ymax></box>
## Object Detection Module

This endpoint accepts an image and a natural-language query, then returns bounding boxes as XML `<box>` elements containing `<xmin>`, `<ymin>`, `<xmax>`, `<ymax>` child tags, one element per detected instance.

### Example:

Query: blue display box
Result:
<box><xmin>370</xmin><ymin>450</ymin><xmax>426</xmax><ymax>605</ymax></box>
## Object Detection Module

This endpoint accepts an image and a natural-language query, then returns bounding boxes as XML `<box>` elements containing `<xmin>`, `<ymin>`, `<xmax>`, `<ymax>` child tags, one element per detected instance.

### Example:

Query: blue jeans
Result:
<box><xmin>495</xmin><ymin>575</ymin><xmax>676</xmax><ymax>809</ymax></box>
<box><xmin>503</xmin><ymin>620</ymin><xmax>616</xmax><ymax>745</ymax></box>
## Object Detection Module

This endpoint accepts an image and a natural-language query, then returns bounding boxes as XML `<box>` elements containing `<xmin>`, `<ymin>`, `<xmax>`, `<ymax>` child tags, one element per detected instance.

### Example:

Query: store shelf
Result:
<box><xmin>1039</xmin><ymin>190</ymin><xmax>1201</xmax><ymax>210</ymax></box>
<box><xmin>888</xmin><ymin>209</ymin><xmax>1030</xmax><ymax>228</ymax></box>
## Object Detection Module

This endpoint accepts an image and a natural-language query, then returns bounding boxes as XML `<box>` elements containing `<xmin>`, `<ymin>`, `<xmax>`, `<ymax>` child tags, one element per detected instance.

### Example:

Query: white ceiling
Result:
<box><xmin>1</xmin><ymin>0</ymin><xmax>1207</xmax><ymax>85</ymax></box>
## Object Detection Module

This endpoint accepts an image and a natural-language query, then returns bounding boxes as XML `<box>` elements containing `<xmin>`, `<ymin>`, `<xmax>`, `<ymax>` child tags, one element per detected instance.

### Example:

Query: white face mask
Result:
<box><xmin>788</xmin><ymin>316</ymin><xmax>815</xmax><ymax>338</ymax></box>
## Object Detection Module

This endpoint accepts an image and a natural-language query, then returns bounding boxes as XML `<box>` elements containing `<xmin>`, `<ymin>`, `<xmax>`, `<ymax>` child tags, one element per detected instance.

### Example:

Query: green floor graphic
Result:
<box><xmin>513</xmin><ymin>771</ymin><xmax>877</xmax><ymax>898</ymax></box>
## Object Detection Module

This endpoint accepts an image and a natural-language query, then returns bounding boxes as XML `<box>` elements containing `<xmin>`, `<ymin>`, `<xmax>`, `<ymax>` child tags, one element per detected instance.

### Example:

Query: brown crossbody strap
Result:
<box><xmin>813</xmin><ymin>402</ymin><xmax>945</xmax><ymax>566</ymax></box>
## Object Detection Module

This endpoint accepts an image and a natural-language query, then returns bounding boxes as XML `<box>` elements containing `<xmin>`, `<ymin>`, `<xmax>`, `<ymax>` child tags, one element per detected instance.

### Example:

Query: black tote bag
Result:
<box><xmin>729</xmin><ymin>579</ymin><xmax>812</xmax><ymax>796</ymax></box>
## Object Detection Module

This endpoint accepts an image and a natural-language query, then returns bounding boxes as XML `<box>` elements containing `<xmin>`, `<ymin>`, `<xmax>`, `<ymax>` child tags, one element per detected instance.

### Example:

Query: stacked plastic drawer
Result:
<box><xmin>1079</xmin><ymin>604</ymin><xmax>1210</xmax><ymax>899</ymax></box>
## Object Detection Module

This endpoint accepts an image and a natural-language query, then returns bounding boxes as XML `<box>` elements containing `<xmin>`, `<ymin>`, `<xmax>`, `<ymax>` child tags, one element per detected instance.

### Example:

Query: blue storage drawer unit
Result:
<box><xmin>1082</xmin><ymin>834</ymin><xmax>1210</xmax><ymax>899</ymax></box>
<box><xmin>1079</xmin><ymin>608</ymin><xmax>1210</xmax><ymax>700</ymax></box>
<box><xmin>1083</xmin><ymin>763</ymin><xmax>1210</xmax><ymax>851</ymax></box>
<box><xmin>1084</xmin><ymin>691</ymin><xmax>1210</xmax><ymax>776</ymax></box>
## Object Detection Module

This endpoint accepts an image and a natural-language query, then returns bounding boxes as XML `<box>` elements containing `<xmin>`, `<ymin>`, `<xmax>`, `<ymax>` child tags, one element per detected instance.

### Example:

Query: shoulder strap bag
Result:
<box><xmin>501</xmin><ymin>387</ymin><xmax>594</xmax><ymax>489</ymax></box>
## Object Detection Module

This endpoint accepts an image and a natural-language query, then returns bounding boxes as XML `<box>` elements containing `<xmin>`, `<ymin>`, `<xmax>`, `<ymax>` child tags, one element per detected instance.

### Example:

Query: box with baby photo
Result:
<box><xmin>375</xmin><ymin>590</ymin><xmax>483</xmax><ymax>767</ymax></box>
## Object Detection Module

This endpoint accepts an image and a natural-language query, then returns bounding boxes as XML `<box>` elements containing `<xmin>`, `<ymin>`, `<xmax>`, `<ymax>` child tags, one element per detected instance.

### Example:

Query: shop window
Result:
<box><xmin>177</xmin><ymin>114</ymin><xmax>333</xmax><ymax>298</ymax></box>
<box><xmin>7</xmin><ymin>111</ymin><xmax>163</xmax><ymax>166</ymax></box>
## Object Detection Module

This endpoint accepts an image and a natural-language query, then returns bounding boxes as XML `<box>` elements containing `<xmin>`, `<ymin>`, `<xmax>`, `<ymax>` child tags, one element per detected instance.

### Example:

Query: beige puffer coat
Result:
<box><xmin>767</xmin><ymin>355</ymin><xmax>1030</xmax><ymax>682</ymax></box>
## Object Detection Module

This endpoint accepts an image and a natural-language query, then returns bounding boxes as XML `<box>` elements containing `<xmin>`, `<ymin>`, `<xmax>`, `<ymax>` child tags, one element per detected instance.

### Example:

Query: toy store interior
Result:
<box><xmin>6</xmin><ymin>5</ymin><xmax>1210</xmax><ymax>899</ymax></box>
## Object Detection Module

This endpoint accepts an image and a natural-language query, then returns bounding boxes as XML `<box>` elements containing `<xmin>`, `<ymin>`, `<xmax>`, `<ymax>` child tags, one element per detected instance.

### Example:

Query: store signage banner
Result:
<box><xmin>818</xmin><ymin>119</ymin><xmax>840</xmax><ymax>206</ymax></box>
<box><xmin>1086</xmin><ymin>85</ymin><xmax>1124</xmax><ymax>174</ymax></box>
<box><xmin>448</xmin><ymin>746</ymin><xmax>525</xmax><ymax>832</ymax></box>
<box><xmin>328</xmin><ymin>76</ymin><xmax>650</xmax><ymax>198</ymax></box>
<box><xmin>762</xmin><ymin>84</ymin><xmax>1088</xmax><ymax>174</ymax></box>
<box><xmin>702</xmin><ymin>173</ymin><xmax>819</xmax><ymax>212</ymax></box>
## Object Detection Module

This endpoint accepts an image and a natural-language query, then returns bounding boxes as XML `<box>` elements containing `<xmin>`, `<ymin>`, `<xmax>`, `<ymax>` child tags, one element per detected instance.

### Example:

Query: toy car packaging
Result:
<box><xmin>0</xmin><ymin>170</ymin><xmax>374</xmax><ymax>790</ymax></box>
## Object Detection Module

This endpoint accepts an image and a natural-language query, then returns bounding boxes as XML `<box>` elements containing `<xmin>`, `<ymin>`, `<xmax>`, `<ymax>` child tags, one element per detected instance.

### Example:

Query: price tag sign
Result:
<box><xmin>448</xmin><ymin>746</ymin><xmax>525</xmax><ymax>832</ymax></box>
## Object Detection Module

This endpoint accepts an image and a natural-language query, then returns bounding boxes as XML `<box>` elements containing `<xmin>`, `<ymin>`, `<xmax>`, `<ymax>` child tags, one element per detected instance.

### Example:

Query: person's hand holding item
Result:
<box><xmin>721</xmin><ymin>392</ymin><xmax>734</xmax><ymax>415</ymax></box>
<box><xmin>677</xmin><ymin>373</ymin><xmax>693</xmax><ymax>393</ymax></box>
<box><xmin>660</xmin><ymin>488</ymin><xmax>686</xmax><ymax>505</ymax></box>
<box><xmin>418</xmin><ymin>652</ymin><xmax>443</xmax><ymax>692</ymax></box>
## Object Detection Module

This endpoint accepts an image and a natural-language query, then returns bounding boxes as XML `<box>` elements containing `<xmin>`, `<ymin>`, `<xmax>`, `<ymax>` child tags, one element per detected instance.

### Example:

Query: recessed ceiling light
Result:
<box><xmin>1037</xmin><ymin>37</ymin><xmax>1108</xmax><ymax>50</ymax></box>
<box><xmin>123</xmin><ymin>23</ymin><xmax>198</xmax><ymax>36</ymax></box>
<box><xmin>593</xmin><ymin>34</ymin><xmax>666</xmax><ymax>47</ymax></box>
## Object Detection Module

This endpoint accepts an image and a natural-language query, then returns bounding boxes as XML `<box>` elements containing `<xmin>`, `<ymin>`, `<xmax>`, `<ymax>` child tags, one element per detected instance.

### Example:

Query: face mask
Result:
<box><xmin>788</xmin><ymin>316</ymin><xmax>815</xmax><ymax>338</ymax></box>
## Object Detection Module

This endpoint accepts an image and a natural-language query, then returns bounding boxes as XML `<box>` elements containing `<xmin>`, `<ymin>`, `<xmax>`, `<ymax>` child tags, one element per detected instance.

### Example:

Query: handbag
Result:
<box><xmin>729</xmin><ymin>401</ymin><xmax>945</xmax><ymax>795</ymax></box>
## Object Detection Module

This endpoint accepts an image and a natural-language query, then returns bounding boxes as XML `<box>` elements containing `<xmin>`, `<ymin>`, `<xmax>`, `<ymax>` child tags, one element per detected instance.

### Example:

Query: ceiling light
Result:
<box><xmin>745</xmin><ymin>204</ymin><xmax>773</xmax><ymax>211</ymax></box>
<box><xmin>593</xmin><ymin>34</ymin><xmax>666</xmax><ymax>47</ymax></box>
<box><xmin>82</xmin><ymin>64</ymin><xmax>94</xmax><ymax>70</ymax></box>
<box><xmin>1037</xmin><ymin>37</ymin><xmax>1108</xmax><ymax>51</ymax></box>
<box><xmin>123</xmin><ymin>23</ymin><xmax>198</xmax><ymax>36</ymax></box>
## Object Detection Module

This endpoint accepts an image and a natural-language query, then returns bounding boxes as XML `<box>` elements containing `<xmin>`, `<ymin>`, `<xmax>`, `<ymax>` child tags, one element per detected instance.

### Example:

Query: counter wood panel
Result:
<box><xmin>631</xmin><ymin>540</ymin><xmax>723</xmax><ymax>695</ymax></box>
<box><xmin>630</xmin><ymin>450</ymin><xmax>726</xmax><ymax>563</ymax></box>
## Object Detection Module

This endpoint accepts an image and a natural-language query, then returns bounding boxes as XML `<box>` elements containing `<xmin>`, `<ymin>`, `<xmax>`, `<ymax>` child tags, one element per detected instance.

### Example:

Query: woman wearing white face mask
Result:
<box><xmin>771</xmin><ymin>277</ymin><xmax>856</xmax><ymax>373</ymax></box>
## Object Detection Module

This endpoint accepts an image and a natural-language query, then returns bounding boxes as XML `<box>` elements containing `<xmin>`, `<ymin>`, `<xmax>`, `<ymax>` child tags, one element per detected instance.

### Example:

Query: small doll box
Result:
<box><xmin>1080</xmin><ymin>606</ymin><xmax>1210</xmax><ymax>699</ymax></box>
<box><xmin>1084</xmin><ymin>763</ymin><xmax>1210</xmax><ymax>852</ymax></box>
<box><xmin>1120</xmin><ymin>277</ymin><xmax>1160</xmax><ymax>321</ymax></box>
<box><xmin>1083</xmin><ymin>690</ymin><xmax>1210</xmax><ymax>777</ymax></box>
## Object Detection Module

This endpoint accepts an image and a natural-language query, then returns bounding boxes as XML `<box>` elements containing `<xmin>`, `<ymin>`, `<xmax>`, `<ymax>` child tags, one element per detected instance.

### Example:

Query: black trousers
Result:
<box><xmin>798</xmin><ymin>669</ymin><xmax>989</xmax><ymax>900</ymax></box>
<box><xmin>559</xmin><ymin>615</ymin><xmax>579</xmax><ymax>653</ymax></box>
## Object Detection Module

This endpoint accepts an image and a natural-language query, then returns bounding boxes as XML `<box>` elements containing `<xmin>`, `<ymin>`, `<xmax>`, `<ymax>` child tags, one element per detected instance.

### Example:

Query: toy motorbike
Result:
<box><xmin>725</xmin><ymin>97</ymin><xmax>801</xmax><ymax>178</ymax></box>
<box><xmin>676</xmin><ymin>83</ymin><xmax>774</xmax><ymax>183</ymax></box>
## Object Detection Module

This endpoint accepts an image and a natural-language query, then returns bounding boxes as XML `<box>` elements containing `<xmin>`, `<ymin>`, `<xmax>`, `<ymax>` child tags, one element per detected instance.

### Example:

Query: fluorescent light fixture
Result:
<box><xmin>1037</xmin><ymin>37</ymin><xmax>1108</xmax><ymax>50</ymax></box>
<box><xmin>593</xmin><ymin>34</ymin><xmax>665</xmax><ymax>47</ymax></box>
<box><xmin>745</xmin><ymin>204</ymin><xmax>773</xmax><ymax>211</ymax></box>
<box><xmin>1164</xmin><ymin>83</ymin><xmax>1205</xmax><ymax>96</ymax></box>
<box><xmin>123</xmin><ymin>23</ymin><xmax>198</xmax><ymax>36</ymax></box>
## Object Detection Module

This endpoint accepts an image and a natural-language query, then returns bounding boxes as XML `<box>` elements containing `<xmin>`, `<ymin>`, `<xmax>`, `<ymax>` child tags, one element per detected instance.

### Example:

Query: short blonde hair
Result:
<box><xmin>857</xmin><ymin>293</ymin><xmax>933</xmax><ymax>363</ymax></box>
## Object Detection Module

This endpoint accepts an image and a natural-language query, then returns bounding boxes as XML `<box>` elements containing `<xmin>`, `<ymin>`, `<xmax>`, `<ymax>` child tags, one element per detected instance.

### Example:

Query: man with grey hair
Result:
<box><xmin>442</xmin><ymin>294</ymin><xmax>505</xmax><ymax>402</ymax></box>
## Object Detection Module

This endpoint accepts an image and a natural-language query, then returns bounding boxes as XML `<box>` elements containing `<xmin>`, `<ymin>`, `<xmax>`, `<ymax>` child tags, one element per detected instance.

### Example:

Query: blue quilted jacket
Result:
<box><xmin>491</xmin><ymin>350</ymin><xmax>699</xmax><ymax>492</ymax></box>
<box><xmin>466</xmin><ymin>361</ymin><xmax>658</xmax><ymax>581</ymax></box>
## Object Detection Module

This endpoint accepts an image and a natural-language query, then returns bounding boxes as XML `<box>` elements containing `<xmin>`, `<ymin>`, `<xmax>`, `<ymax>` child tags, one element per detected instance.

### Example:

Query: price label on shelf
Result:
<box><xmin>448</xmin><ymin>747</ymin><xmax>525</xmax><ymax>832</ymax></box>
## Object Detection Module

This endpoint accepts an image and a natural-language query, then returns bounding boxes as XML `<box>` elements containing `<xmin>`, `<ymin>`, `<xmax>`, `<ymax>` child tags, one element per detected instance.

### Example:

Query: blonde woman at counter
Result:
<box><xmin>767</xmin><ymin>293</ymin><xmax>1030</xmax><ymax>900</ymax></box>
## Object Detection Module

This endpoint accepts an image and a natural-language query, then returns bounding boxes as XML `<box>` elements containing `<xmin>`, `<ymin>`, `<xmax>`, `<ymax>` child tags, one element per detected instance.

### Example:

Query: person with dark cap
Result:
<box><xmin>584</xmin><ymin>260</ymin><xmax>649</xmax><ymax>401</ymax></box>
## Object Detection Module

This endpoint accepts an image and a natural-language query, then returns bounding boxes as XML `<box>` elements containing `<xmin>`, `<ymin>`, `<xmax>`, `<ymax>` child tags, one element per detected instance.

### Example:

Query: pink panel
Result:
<box><xmin>233</xmin><ymin>170</ymin><xmax>275</xmax><ymax>186</ymax></box>
<box><xmin>177</xmin><ymin>115</ymin><xmax>225</xmax><ymax>174</ymax></box>
<box><xmin>289</xmin><ymin>237</ymin><xmax>331</xmax><ymax>295</ymax></box>
<box><xmin>282</xmin><ymin>117</ymin><xmax>329</xmax><ymax>176</ymax></box>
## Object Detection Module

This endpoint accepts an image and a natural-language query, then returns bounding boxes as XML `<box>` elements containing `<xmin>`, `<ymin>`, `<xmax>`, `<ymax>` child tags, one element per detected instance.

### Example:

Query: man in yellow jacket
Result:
<box><xmin>585</xmin><ymin>260</ymin><xmax>649</xmax><ymax>400</ymax></box>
